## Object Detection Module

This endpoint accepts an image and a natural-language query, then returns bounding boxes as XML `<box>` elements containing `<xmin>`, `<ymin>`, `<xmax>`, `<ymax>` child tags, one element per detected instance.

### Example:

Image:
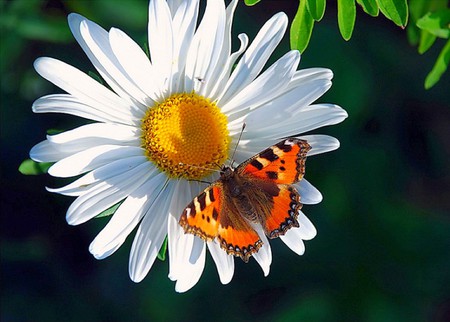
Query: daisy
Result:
<box><xmin>30</xmin><ymin>0</ymin><xmax>347</xmax><ymax>292</ymax></box>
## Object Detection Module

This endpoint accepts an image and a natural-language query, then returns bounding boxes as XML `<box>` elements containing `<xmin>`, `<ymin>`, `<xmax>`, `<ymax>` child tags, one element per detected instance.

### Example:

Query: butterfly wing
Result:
<box><xmin>179</xmin><ymin>182</ymin><xmax>262</xmax><ymax>262</ymax></box>
<box><xmin>238</xmin><ymin>138</ymin><xmax>311</xmax><ymax>184</ymax></box>
<box><xmin>179</xmin><ymin>185</ymin><xmax>222</xmax><ymax>241</ymax></box>
<box><xmin>237</xmin><ymin>138</ymin><xmax>310</xmax><ymax>239</ymax></box>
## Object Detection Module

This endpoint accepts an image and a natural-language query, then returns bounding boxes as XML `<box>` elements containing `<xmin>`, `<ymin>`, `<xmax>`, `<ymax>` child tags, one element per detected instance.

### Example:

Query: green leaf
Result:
<box><xmin>290</xmin><ymin>0</ymin><xmax>314</xmax><ymax>53</ymax></box>
<box><xmin>416</xmin><ymin>9</ymin><xmax>450</xmax><ymax>39</ymax></box>
<box><xmin>157</xmin><ymin>236</ymin><xmax>168</xmax><ymax>261</ymax></box>
<box><xmin>338</xmin><ymin>0</ymin><xmax>356</xmax><ymax>41</ymax></box>
<box><xmin>306</xmin><ymin>0</ymin><xmax>326</xmax><ymax>21</ymax></box>
<box><xmin>19</xmin><ymin>159</ymin><xmax>52</xmax><ymax>175</ymax></box>
<box><xmin>376</xmin><ymin>0</ymin><xmax>409</xmax><ymax>27</ymax></box>
<box><xmin>418</xmin><ymin>30</ymin><xmax>437</xmax><ymax>54</ymax></box>
<box><xmin>244</xmin><ymin>0</ymin><xmax>261</xmax><ymax>6</ymax></box>
<box><xmin>95</xmin><ymin>200</ymin><xmax>124</xmax><ymax>218</ymax></box>
<box><xmin>356</xmin><ymin>0</ymin><xmax>379</xmax><ymax>17</ymax></box>
<box><xmin>425</xmin><ymin>39</ymin><xmax>450</xmax><ymax>89</ymax></box>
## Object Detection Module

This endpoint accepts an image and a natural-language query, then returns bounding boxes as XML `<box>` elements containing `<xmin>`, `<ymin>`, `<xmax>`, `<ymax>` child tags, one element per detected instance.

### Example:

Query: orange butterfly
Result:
<box><xmin>179</xmin><ymin>138</ymin><xmax>311</xmax><ymax>262</ymax></box>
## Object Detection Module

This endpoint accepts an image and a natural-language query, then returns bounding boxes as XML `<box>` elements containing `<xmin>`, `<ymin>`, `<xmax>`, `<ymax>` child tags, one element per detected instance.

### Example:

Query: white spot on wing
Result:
<box><xmin>284</xmin><ymin>139</ymin><xmax>295</xmax><ymax>146</ymax></box>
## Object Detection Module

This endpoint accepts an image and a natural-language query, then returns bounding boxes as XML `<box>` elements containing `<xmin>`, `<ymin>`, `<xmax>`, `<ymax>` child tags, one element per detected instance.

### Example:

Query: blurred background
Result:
<box><xmin>1</xmin><ymin>0</ymin><xmax>449</xmax><ymax>321</ymax></box>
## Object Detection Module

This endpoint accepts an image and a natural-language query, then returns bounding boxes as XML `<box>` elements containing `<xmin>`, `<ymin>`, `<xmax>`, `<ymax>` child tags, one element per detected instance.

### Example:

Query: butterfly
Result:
<box><xmin>179</xmin><ymin>138</ymin><xmax>311</xmax><ymax>262</ymax></box>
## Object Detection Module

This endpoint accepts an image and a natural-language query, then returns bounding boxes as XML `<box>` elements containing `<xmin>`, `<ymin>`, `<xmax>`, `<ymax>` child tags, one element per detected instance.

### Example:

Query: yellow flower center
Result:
<box><xmin>141</xmin><ymin>92</ymin><xmax>230</xmax><ymax>180</ymax></box>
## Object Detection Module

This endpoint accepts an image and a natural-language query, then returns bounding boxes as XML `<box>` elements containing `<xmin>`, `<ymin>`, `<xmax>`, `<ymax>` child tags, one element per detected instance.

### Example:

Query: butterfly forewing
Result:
<box><xmin>179</xmin><ymin>185</ymin><xmax>222</xmax><ymax>241</ymax></box>
<box><xmin>239</xmin><ymin>138</ymin><xmax>311</xmax><ymax>184</ymax></box>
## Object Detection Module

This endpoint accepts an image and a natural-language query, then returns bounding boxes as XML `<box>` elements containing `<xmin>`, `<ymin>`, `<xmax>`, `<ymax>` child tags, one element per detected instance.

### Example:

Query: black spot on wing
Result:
<box><xmin>277</xmin><ymin>141</ymin><xmax>293</xmax><ymax>152</ymax></box>
<box><xmin>266</xmin><ymin>171</ymin><xmax>278</xmax><ymax>180</ymax></box>
<box><xmin>250</xmin><ymin>159</ymin><xmax>264</xmax><ymax>170</ymax></box>
<box><xmin>260</xmin><ymin>148</ymin><xmax>279</xmax><ymax>162</ymax></box>
<box><xmin>208</xmin><ymin>188</ymin><xmax>215</xmax><ymax>202</ymax></box>
<box><xmin>212</xmin><ymin>208</ymin><xmax>219</xmax><ymax>220</ymax></box>
<box><xmin>197</xmin><ymin>191</ymin><xmax>207</xmax><ymax>210</ymax></box>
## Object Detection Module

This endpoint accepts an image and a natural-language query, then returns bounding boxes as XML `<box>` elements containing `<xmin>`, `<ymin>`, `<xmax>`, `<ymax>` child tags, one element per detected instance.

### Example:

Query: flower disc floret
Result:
<box><xmin>141</xmin><ymin>92</ymin><xmax>230</xmax><ymax>180</ymax></box>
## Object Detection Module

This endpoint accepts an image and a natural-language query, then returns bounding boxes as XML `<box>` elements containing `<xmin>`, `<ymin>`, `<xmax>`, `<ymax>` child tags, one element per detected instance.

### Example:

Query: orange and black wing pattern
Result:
<box><xmin>238</xmin><ymin>138</ymin><xmax>310</xmax><ymax>239</ymax></box>
<box><xmin>238</xmin><ymin>138</ymin><xmax>311</xmax><ymax>184</ymax></box>
<box><xmin>179</xmin><ymin>183</ymin><xmax>262</xmax><ymax>262</ymax></box>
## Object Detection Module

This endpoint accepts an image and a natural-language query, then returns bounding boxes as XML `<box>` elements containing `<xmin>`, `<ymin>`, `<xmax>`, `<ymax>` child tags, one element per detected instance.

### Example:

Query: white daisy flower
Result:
<box><xmin>30</xmin><ymin>0</ymin><xmax>347</xmax><ymax>292</ymax></box>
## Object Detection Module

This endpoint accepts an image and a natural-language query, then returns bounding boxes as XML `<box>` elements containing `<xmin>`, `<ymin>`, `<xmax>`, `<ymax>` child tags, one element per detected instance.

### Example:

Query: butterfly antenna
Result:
<box><xmin>230</xmin><ymin>122</ymin><xmax>246</xmax><ymax>167</ymax></box>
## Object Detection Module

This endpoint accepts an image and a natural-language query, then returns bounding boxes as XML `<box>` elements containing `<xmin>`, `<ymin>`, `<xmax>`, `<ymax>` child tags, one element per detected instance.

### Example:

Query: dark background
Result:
<box><xmin>1</xmin><ymin>1</ymin><xmax>449</xmax><ymax>321</ymax></box>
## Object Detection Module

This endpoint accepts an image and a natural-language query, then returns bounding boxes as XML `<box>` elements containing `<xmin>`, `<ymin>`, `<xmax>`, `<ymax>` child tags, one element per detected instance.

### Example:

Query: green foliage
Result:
<box><xmin>306</xmin><ymin>0</ymin><xmax>326</xmax><ymax>21</ymax></box>
<box><xmin>424</xmin><ymin>39</ymin><xmax>450</xmax><ymax>89</ymax></box>
<box><xmin>244</xmin><ymin>0</ymin><xmax>261</xmax><ymax>6</ymax></box>
<box><xmin>157</xmin><ymin>237</ymin><xmax>168</xmax><ymax>261</ymax></box>
<box><xmin>95</xmin><ymin>200</ymin><xmax>124</xmax><ymax>218</ymax></box>
<box><xmin>356</xmin><ymin>0</ymin><xmax>380</xmax><ymax>16</ymax></box>
<box><xmin>18</xmin><ymin>159</ymin><xmax>52</xmax><ymax>175</ymax></box>
<box><xmin>290</xmin><ymin>0</ymin><xmax>314</xmax><ymax>53</ymax></box>
<box><xmin>288</xmin><ymin>0</ymin><xmax>447</xmax><ymax>88</ymax></box>
<box><xmin>290</xmin><ymin>0</ymin><xmax>409</xmax><ymax>51</ymax></box>
<box><xmin>376</xmin><ymin>0</ymin><xmax>409</xmax><ymax>27</ymax></box>
<box><xmin>338</xmin><ymin>0</ymin><xmax>356</xmax><ymax>40</ymax></box>
<box><xmin>417</xmin><ymin>9</ymin><xmax>450</xmax><ymax>38</ymax></box>
<box><xmin>407</xmin><ymin>0</ymin><xmax>449</xmax><ymax>88</ymax></box>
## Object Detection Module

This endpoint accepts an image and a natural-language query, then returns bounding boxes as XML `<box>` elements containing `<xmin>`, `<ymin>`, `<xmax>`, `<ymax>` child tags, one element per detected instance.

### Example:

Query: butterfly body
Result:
<box><xmin>179</xmin><ymin>138</ymin><xmax>311</xmax><ymax>262</ymax></box>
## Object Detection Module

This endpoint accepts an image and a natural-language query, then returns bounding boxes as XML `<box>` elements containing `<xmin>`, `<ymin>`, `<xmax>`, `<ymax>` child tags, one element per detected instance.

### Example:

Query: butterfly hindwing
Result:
<box><xmin>180</xmin><ymin>183</ymin><xmax>262</xmax><ymax>262</ymax></box>
<box><xmin>239</xmin><ymin>138</ymin><xmax>311</xmax><ymax>184</ymax></box>
<box><xmin>217</xmin><ymin>201</ymin><xmax>263</xmax><ymax>262</ymax></box>
<box><xmin>261</xmin><ymin>185</ymin><xmax>301</xmax><ymax>238</ymax></box>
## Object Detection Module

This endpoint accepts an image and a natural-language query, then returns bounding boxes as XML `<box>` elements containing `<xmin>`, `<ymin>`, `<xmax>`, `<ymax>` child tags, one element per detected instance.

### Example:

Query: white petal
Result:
<box><xmin>174</xmin><ymin>238</ymin><xmax>206</xmax><ymax>293</ymax></box>
<box><xmin>297</xmin><ymin>210</ymin><xmax>317</xmax><ymax>240</ymax></box>
<box><xmin>68</xmin><ymin>13</ymin><xmax>148</xmax><ymax>108</ymax></box>
<box><xmin>299</xmin><ymin>135</ymin><xmax>340</xmax><ymax>156</ymax></box>
<box><xmin>184</xmin><ymin>0</ymin><xmax>226</xmax><ymax>94</ymax></box>
<box><xmin>47</xmin><ymin>123</ymin><xmax>140</xmax><ymax>145</ymax></box>
<box><xmin>167</xmin><ymin>184</ymin><xmax>193</xmax><ymax>281</ymax></box>
<box><xmin>65</xmin><ymin>161</ymin><xmax>153</xmax><ymax>225</ymax></box>
<box><xmin>207</xmin><ymin>240</ymin><xmax>234</xmax><ymax>284</ymax></box>
<box><xmin>129</xmin><ymin>180</ymin><xmax>175</xmax><ymax>283</ymax></box>
<box><xmin>89</xmin><ymin>171</ymin><xmax>166</xmax><ymax>259</ymax></box>
<box><xmin>217</xmin><ymin>12</ymin><xmax>288</xmax><ymax>106</ymax></box>
<box><xmin>109</xmin><ymin>28</ymin><xmax>158</xmax><ymax>104</ymax></box>
<box><xmin>148</xmin><ymin>0</ymin><xmax>174</xmax><ymax>95</ymax></box>
<box><xmin>229</xmin><ymin>77</ymin><xmax>333</xmax><ymax>130</ymax></box>
<box><xmin>48</xmin><ymin>145</ymin><xmax>144</xmax><ymax>177</ymax></box>
<box><xmin>30</xmin><ymin>140</ymin><xmax>61</xmax><ymax>163</ymax></box>
<box><xmin>32</xmin><ymin>94</ymin><xmax>130</xmax><ymax>124</ymax></box>
<box><xmin>34</xmin><ymin>57</ymin><xmax>139</xmax><ymax>122</ymax></box>
<box><xmin>47</xmin><ymin>156</ymin><xmax>148</xmax><ymax>196</ymax></box>
<box><xmin>252</xmin><ymin>225</ymin><xmax>272</xmax><ymax>276</ymax></box>
<box><xmin>280</xmin><ymin>228</ymin><xmax>305</xmax><ymax>255</ymax></box>
<box><xmin>222</xmin><ymin>50</ymin><xmax>300</xmax><ymax>115</ymax></box>
<box><xmin>166</xmin><ymin>0</ymin><xmax>185</xmax><ymax>16</ymax></box>
<box><xmin>204</xmin><ymin>0</ymin><xmax>239</xmax><ymax>99</ymax></box>
<box><xmin>287</xmin><ymin>68</ymin><xmax>334</xmax><ymax>91</ymax></box>
<box><xmin>169</xmin><ymin>0</ymin><xmax>199</xmax><ymax>92</ymax></box>
<box><xmin>297</xmin><ymin>179</ymin><xmax>323</xmax><ymax>205</ymax></box>
<box><xmin>243</xmin><ymin>104</ymin><xmax>348</xmax><ymax>138</ymax></box>
<box><xmin>167</xmin><ymin>181</ymin><xmax>203</xmax><ymax>281</ymax></box>
<box><xmin>209</xmin><ymin>33</ymin><xmax>248</xmax><ymax>101</ymax></box>
<box><xmin>30</xmin><ymin>123</ymin><xmax>140</xmax><ymax>163</ymax></box>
